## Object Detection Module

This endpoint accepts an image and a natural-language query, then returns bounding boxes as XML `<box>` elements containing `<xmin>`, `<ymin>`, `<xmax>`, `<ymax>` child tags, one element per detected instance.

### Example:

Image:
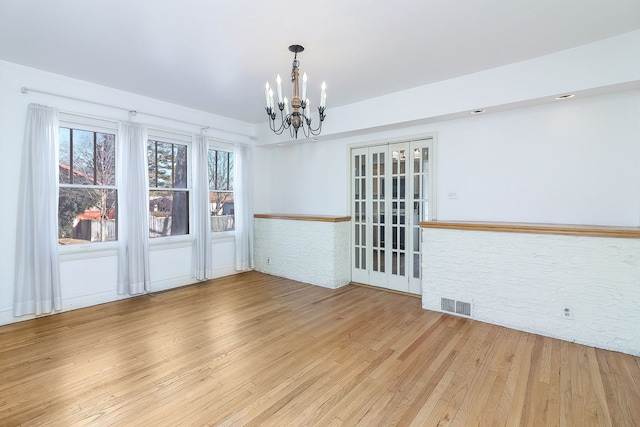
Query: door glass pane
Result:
<box><xmin>392</xmin><ymin>151</ymin><xmax>398</xmax><ymax>174</ymax></box>
<box><xmin>414</xmin><ymin>148</ymin><xmax>421</xmax><ymax>173</ymax></box>
<box><xmin>373</xmin><ymin>249</ymin><xmax>378</xmax><ymax>271</ymax></box>
<box><xmin>392</xmin><ymin>252</ymin><xmax>397</xmax><ymax>276</ymax></box>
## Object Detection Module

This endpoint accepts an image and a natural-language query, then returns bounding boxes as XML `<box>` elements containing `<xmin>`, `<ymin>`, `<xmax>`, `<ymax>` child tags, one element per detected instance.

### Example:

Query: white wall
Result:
<box><xmin>0</xmin><ymin>60</ymin><xmax>251</xmax><ymax>326</ymax></box>
<box><xmin>434</xmin><ymin>91</ymin><xmax>640</xmax><ymax>226</ymax></box>
<box><xmin>254</xmin><ymin>217</ymin><xmax>351</xmax><ymax>289</ymax></box>
<box><xmin>422</xmin><ymin>228</ymin><xmax>640</xmax><ymax>356</ymax></box>
<box><xmin>254</xmin><ymin>139</ymin><xmax>351</xmax><ymax>216</ymax></box>
<box><xmin>255</xmin><ymin>89</ymin><xmax>640</xmax><ymax>226</ymax></box>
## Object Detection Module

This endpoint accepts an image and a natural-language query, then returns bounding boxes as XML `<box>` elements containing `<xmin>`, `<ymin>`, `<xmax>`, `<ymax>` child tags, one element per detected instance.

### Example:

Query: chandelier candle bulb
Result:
<box><xmin>269</xmin><ymin>88</ymin><xmax>274</xmax><ymax>110</ymax></box>
<box><xmin>265</xmin><ymin>82</ymin><xmax>270</xmax><ymax>108</ymax></box>
<box><xmin>320</xmin><ymin>81</ymin><xmax>327</xmax><ymax>108</ymax></box>
<box><xmin>276</xmin><ymin>74</ymin><xmax>283</xmax><ymax>103</ymax></box>
<box><xmin>302</xmin><ymin>72</ymin><xmax>307</xmax><ymax>102</ymax></box>
<box><xmin>283</xmin><ymin>97</ymin><xmax>290</xmax><ymax>115</ymax></box>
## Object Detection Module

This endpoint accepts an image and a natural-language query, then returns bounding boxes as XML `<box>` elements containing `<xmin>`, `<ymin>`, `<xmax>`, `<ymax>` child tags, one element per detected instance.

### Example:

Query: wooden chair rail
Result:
<box><xmin>420</xmin><ymin>221</ymin><xmax>640</xmax><ymax>239</ymax></box>
<box><xmin>255</xmin><ymin>213</ymin><xmax>351</xmax><ymax>223</ymax></box>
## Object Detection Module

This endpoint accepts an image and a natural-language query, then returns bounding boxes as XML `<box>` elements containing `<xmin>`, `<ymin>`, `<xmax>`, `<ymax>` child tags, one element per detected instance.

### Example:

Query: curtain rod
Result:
<box><xmin>21</xmin><ymin>86</ymin><xmax>212</xmax><ymax>135</ymax></box>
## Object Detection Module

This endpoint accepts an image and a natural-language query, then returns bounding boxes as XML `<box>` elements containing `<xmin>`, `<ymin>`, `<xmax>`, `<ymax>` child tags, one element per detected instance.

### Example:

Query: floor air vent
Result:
<box><xmin>456</xmin><ymin>301</ymin><xmax>472</xmax><ymax>316</ymax></box>
<box><xmin>441</xmin><ymin>298</ymin><xmax>455</xmax><ymax>313</ymax></box>
<box><xmin>440</xmin><ymin>298</ymin><xmax>472</xmax><ymax>317</ymax></box>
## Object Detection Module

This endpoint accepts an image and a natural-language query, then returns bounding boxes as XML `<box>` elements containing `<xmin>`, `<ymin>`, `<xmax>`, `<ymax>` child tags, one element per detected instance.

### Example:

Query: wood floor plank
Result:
<box><xmin>545</xmin><ymin>337</ymin><xmax>562</xmax><ymax>427</ymax></box>
<box><xmin>0</xmin><ymin>271</ymin><xmax>638</xmax><ymax>426</ymax></box>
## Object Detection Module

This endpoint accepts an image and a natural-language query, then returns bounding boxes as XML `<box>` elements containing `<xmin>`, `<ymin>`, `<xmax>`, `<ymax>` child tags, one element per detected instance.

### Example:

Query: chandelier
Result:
<box><xmin>264</xmin><ymin>44</ymin><xmax>326</xmax><ymax>138</ymax></box>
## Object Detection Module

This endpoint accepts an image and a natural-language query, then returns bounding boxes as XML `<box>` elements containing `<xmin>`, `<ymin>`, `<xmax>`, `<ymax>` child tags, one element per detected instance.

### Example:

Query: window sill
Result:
<box><xmin>211</xmin><ymin>230</ymin><xmax>235</xmax><ymax>241</ymax></box>
<box><xmin>59</xmin><ymin>241</ymin><xmax>118</xmax><ymax>261</ymax></box>
<box><xmin>57</xmin><ymin>232</ymin><xmax>235</xmax><ymax>259</ymax></box>
<box><xmin>149</xmin><ymin>235</ymin><xmax>194</xmax><ymax>250</ymax></box>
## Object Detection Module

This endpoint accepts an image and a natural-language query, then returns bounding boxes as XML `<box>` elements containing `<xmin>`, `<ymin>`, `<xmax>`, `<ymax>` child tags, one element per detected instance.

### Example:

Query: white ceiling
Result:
<box><xmin>1</xmin><ymin>0</ymin><xmax>639</xmax><ymax>124</ymax></box>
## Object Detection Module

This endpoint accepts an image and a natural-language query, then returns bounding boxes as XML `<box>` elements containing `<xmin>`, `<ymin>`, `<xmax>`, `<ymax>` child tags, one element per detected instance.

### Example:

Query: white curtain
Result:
<box><xmin>234</xmin><ymin>143</ymin><xmax>254</xmax><ymax>271</ymax></box>
<box><xmin>117</xmin><ymin>122</ymin><xmax>150</xmax><ymax>295</ymax></box>
<box><xmin>193</xmin><ymin>134</ymin><xmax>212</xmax><ymax>280</ymax></box>
<box><xmin>14</xmin><ymin>104</ymin><xmax>62</xmax><ymax>317</ymax></box>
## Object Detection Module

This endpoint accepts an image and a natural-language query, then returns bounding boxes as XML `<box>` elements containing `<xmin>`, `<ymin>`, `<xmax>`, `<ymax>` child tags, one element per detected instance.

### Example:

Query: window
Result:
<box><xmin>147</xmin><ymin>139</ymin><xmax>190</xmax><ymax>237</ymax></box>
<box><xmin>208</xmin><ymin>148</ymin><xmax>234</xmax><ymax>232</ymax></box>
<box><xmin>58</xmin><ymin>127</ymin><xmax>117</xmax><ymax>245</ymax></box>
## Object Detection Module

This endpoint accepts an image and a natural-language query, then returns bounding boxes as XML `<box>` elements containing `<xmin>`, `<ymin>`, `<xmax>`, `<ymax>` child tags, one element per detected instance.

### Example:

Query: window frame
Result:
<box><xmin>57</xmin><ymin>114</ymin><xmax>119</xmax><ymax>255</ymax></box>
<box><xmin>147</xmin><ymin>129</ymin><xmax>193</xmax><ymax>243</ymax></box>
<box><xmin>208</xmin><ymin>141</ymin><xmax>235</xmax><ymax>238</ymax></box>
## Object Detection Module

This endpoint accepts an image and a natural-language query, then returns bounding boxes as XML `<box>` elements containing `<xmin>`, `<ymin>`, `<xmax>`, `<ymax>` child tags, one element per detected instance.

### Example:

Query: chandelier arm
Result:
<box><xmin>307</xmin><ymin>121</ymin><xmax>323</xmax><ymax>136</ymax></box>
<box><xmin>267</xmin><ymin>108</ymin><xmax>291</xmax><ymax>135</ymax></box>
<box><xmin>269</xmin><ymin>119</ymin><xmax>286</xmax><ymax>135</ymax></box>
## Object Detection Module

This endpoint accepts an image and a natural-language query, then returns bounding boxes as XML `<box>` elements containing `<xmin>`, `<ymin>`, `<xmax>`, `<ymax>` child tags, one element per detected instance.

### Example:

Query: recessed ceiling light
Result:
<box><xmin>471</xmin><ymin>109</ymin><xmax>485</xmax><ymax>115</ymax></box>
<box><xmin>555</xmin><ymin>94</ymin><xmax>575</xmax><ymax>100</ymax></box>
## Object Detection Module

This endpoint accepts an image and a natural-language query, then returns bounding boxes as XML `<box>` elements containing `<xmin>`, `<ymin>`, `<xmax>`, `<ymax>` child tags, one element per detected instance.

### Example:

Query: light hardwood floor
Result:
<box><xmin>1</xmin><ymin>271</ymin><xmax>639</xmax><ymax>426</ymax></box>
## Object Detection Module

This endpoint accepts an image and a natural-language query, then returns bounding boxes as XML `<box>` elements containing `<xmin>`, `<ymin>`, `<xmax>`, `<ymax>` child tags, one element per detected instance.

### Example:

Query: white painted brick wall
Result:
<box><xmin>254</xmin><ymin>218</ymin><xmax>351</xmax><ymax>289</ymax></box>
<box><xmin>422</xmin><ymin>229</ymin><xmax>640</xmax><ymax>356</ymax></box>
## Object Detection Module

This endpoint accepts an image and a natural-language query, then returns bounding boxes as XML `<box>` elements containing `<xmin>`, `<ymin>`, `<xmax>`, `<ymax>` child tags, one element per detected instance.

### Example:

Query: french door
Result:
<box><xmin>351</xmin><ymin>138</ymin><xmax>434</xmax><ymax>294</ymax></box>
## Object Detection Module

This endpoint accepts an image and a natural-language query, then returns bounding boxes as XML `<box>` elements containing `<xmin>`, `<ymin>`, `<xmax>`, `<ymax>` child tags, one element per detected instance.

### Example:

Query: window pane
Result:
<box><xmin>59</xmin><ymin>128</ymin><xmax>71</xmax><ymax>184</ymax></box>
<box><xmin>210</xmin><ymin>191</ymin><xmax>234</xmax><ymax>232</ymax></box>
<box><xmin>148</xmin><ymin>140</ymin><xmax>158</xmax><ymax>187</ymax></box>
<box><xmin>209</xmin><ymin>149</ymin><xmax>234</xmax><ymax>191</ymax></box>
<box><xmin>149</xmin><ymin>190</ymin><xmax>189</xmax><ymax>238</ymax></box>
<box><xmin>155</xmin><ymin>141</ymin><xmax>174</xmax><ymax>188</ymax></box>
<box><xmin>148</xmin><ymin>140</ymin><xmax>189</xmax><ymax>189</ymax></box>
<box><xmin>58</xmin><ymin>188</ymin><xmax>117</xmax><ymax>244</ymax></box>
<box><xmin>173</xmin><ymin>144</ymin><xmax>188</xmax><ymax>189</ymax></box>
<box><xmin>96</xmin><ymin>132</ymin><xmax>116</xmax><ymax>186</ymax></box>
<box><xmin>60</xmin><ymin>128</ymin><xmax>116</xmax><ymax>186</ymax></box>
<box><xmin>73</xmin><ymin>129</ymin><xmax>95</xmax><ymax>184</ymax></box>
